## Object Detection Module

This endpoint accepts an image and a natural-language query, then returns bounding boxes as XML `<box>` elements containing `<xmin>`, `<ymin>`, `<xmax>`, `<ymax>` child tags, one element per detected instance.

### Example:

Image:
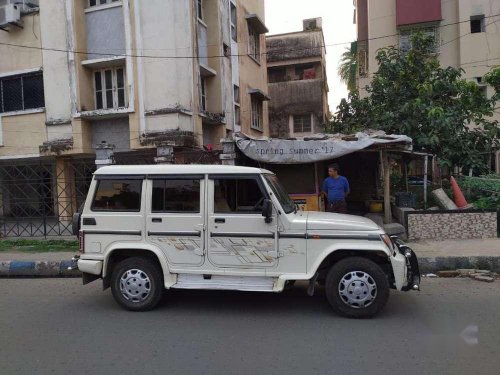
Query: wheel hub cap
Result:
<box><xmin>338</xmin><ymin>271</ymin><xmax>377</xmax><ymax>308</ymax></box>
<box><xmin>119</xmin><ymin>269</ymin><xmax>151</xmax><ymax>303</ymax></box>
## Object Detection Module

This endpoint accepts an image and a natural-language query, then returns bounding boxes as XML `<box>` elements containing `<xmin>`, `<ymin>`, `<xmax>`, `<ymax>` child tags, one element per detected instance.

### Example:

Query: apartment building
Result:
<box><xmin>266</xmin><ymin>18</ymin><xmax>329</xmax><ymax>138</ymax></box>
<box><xmin>354</xmin><ymin>0</ymin><xmax>500</xmax><ymax>98</ymax></box>
<box><xmin>0</xmin><ymin>0</ymin><xmax>269</xmax><ymax>237</ymax></box>
<box><xmin>354</xmin><ymin>0</ymin><xmax>500</xmax><ymax>171</ymax></box>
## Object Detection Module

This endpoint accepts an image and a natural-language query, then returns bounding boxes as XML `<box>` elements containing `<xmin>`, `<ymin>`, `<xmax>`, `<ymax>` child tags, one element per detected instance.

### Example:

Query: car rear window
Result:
<box><xmin>91</xmin><ymin>179</ymin><xmax>142</xmax><ymax>212</ymax></box>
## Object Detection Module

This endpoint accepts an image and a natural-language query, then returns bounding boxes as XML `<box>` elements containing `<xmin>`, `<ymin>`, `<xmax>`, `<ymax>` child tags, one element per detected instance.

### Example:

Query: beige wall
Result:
<box><xmin>237</xmin><ymin>0</ymin><xmax>269</xmax><ymax>137</ymax></box>
<box><xmin>359</xmin><ymin>0</ymin><xmax>500</xmax><ymax>108</ymax></box>
<box><xmin>0</xmin><ymin>112</ymin><xmax>46</xmax><ymax>157</ymax></box>
<box><xmin>0</xmin><ymin>14</ymin><xmax>42</xmax><ymax>74</ymax></box>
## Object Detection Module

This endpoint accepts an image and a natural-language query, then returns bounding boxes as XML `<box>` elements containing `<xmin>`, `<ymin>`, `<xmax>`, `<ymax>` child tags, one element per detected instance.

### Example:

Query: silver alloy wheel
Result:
<box><xmin>338</xmin><ymin>271</ymin><xmax>377</xmax><ymax>308</ymax></box>
<box><xmin>119</xmin><ymin>269</ymin><xmax>152</xmax><ymax>303</ymax></box>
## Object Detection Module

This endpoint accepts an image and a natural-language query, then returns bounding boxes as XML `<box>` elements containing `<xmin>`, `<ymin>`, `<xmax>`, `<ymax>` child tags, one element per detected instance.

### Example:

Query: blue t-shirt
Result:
<box><xmin>322</xmin><ymin>176</ymin><xmax>349</xmax><ymax>203</ymax></box>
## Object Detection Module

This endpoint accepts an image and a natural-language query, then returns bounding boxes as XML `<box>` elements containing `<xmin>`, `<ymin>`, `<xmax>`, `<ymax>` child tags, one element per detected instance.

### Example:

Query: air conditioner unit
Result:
<box><xmin>0</xmin><ymin>3</ymin><xmax>22</xmax><ymax>28</ymax></box>
<box><xmin>303</xmin><ymin>17</ymin><xmax>323</xmax><ymax>31</ymax></box>
<box><xmin>13</xmin><ymin>0</ymin><xmax>39</xmax><ymax>14</ymax></box>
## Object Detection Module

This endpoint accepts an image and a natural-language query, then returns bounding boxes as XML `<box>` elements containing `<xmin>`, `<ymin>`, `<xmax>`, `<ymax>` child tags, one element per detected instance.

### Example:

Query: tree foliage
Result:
<box><xmin>330</xmin><ymin>34</ymin><xmax>500</xmax><ymax>173</ymax></box>
<box><xmin>337</xmin><ymin>46</ymin><xmax>357</xmax><ymax>93</ymax></box>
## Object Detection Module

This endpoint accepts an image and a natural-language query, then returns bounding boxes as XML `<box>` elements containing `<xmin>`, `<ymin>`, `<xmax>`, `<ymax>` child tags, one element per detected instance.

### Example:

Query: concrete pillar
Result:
<box><xmin>154</xmin><ymin>143</ymin><xmax>175</xmax><ymax>164</ymax></box>
<box><xmin>95</xmin><ymin>141</ymin><xmax>116</xmax><ymax>169</ymax></box>
<box><xmin>55</xmin><ymin>159</ymin><xmax>75</xmax><ymax>231</ymax></box>
<box><xmin>496</xmin><ymin>150</ymin><xmax>500</xmax><ymax>174</ymax></box>
<box><xmin>220</xmin><ymin>138</ymin><xmax>237</xmax><ymax>166</ymax></box>
<box><xmin>381</xmin><ymin>151</ymin><xmax>392</xmax><ymax>224</ymax></box>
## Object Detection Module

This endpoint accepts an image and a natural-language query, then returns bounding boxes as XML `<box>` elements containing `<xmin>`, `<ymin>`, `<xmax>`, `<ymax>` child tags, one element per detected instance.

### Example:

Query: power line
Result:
<box><xmin>0</xmin><ymin>13</ymin><xmax>499</xmax><ymax>60</ymax></box>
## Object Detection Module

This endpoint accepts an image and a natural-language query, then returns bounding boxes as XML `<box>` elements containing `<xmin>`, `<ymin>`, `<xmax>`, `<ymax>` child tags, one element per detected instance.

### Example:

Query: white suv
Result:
<box><xmin>73</xmin><ymin>165</ymin><xmax>420</xmax><ymax>318</ymax></box>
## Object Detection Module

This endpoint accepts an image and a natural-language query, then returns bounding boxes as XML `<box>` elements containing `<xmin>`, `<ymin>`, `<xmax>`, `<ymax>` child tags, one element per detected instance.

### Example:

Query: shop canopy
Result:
<box><xmin>235</xmin><ymin>131</ymin><xmax>412</xmax><ymax>164</ymax></box>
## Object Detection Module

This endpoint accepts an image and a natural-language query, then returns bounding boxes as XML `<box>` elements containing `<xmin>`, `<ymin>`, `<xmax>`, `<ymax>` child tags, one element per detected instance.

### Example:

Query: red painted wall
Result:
<box><xmin>396</xmin><ymin>0</ymin><xmax>442</xmax><ymax>26</ymax></box>
<box><xmin>357</xmin><ymin>0</ymin><xmax>368</xmax><ymax>41</ymax></box>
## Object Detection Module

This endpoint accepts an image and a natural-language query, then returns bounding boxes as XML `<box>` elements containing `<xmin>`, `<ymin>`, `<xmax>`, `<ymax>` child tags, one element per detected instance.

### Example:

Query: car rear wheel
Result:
<box><xmin>111</xmin><ymin>257</ymin><xmax>163</xmax><ymax>311</ymax></box>
<box><xmin>325</xmin><ymin>257</ymin><xmax>389</xmax><ymax>318</ymax></box>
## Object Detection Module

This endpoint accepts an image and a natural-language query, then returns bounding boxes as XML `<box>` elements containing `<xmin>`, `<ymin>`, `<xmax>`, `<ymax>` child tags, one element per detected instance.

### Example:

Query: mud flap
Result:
<box><xmin>82</xmin><ymin>272</ymin><xmax>100</xmax><ymax>285</ymax></box>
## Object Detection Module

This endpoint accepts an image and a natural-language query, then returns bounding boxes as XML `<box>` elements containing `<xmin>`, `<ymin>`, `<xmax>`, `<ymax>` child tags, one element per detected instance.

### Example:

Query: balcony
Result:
<box><xmin>396</xmin><ymin>0</ymin><xmax>441</xmax><ymax>27</ymax></box>
<box><xmin>268</xmin><ymin>78</ymin><xmax>325</xmax><ymax>113</ymax></box>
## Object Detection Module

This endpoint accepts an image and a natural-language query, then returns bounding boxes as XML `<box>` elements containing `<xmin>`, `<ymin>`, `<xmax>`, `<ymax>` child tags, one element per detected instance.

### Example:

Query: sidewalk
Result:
<box><xmin>0</xmin><ymin>238</ymin><xmax>499</xmax><ymax>277</ymax></box>
<box><xmin>407</xmin><ymin>238</ymin><xmax>500</xmax><ymax>273</ymax></box>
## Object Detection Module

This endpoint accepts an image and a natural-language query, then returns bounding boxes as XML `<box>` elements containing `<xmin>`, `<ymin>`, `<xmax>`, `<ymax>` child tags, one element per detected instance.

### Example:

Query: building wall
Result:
<box><xmin>85</xmin><ymin>6</ymin><xmax>126</xmax><ymax>59</ymax></box>
<box><xmin>0</xmin><ymin>0</ymin><xmax>269</xmax><ymax>160</ymax></box>
<box><xmin>357</xmin><ymin>0</ymin><xmax>499</xmax><ymax>100</ymax></box>
<box><xmin>237</xmin><ymin>0</ymin><xmax>269</xmax><ymax>138</ymax></box>
<box><xmin>0</xmin><ymin>112</ymin><xmax>46</xmax><ymax>157</ymax></box>
<box><xmin>266</xmin><ymin>26</ymin><xmax>329</xmax><ymax>138</ymax></box>
<box><xmin>39</xmin><ymin>0</ymin><xmax>73</xmax><ymax>141</ymax></box>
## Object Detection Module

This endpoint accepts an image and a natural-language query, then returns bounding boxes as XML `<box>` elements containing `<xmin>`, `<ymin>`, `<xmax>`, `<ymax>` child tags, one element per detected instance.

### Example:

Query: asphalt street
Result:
<box><xmin>0</xmin><ymin>277</ymin><xmax>499</xmax><ymax>375</ymax></box>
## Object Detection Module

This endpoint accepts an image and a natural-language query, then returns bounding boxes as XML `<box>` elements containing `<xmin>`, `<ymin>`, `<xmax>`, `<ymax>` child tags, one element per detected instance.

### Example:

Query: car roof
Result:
<box><xmin>94</xmin><ymin>164</ymin><xmax>273</xmax><ymax>176</ymax></box>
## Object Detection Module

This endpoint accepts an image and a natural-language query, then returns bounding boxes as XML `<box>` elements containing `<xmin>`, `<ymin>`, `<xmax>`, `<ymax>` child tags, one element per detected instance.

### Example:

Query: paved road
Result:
<box><xmin>1</xmin><ymin>278</ymin><xmax>499</xmax><ymax>375</ymax></box>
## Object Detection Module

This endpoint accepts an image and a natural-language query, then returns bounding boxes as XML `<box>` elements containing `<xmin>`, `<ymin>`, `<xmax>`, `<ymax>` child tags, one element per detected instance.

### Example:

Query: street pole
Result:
<box><xmin>423</xmin><ymin>155</ymin><xmax>428</xmax><ymax>210</ymax></box>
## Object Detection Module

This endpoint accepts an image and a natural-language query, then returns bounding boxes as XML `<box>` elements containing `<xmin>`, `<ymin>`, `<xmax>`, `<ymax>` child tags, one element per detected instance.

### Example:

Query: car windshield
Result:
<box><xmin>264</xmin><ymin>174</ymin><xmax>296</xmax><ymax>214</ymax></box>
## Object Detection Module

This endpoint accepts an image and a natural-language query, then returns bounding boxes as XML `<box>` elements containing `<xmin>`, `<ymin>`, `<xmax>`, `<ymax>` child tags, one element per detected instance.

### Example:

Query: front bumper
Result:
<box><xmin>392</xmin><ymin>236</ymin><xmax>421</xmax><ymax>291</ymax></box>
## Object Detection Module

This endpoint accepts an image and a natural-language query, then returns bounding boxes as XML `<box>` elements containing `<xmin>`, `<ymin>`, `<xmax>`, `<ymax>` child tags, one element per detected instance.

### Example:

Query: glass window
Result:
<box><xmin>248</xmin><ymin>26</ymin><xmax>260</xmax><ymax>62</ymax></box>
<box><xmin>2</xmin><ymin>77</ymin><xmax>23</xmax><ymax>112</ymax></box>
<box><xmin>251</xmin><ymin>97</ymin><xmax>262</xmax><ymax>131</ymax></box>
<box><xmin>152</xmin><ymin>179</ymin><xmax>200</xmax><ymax>213</ymax></box>
<box><xmin>91</xmin><ymin>179</ymin><xmax>142</xmax><ymax>211</ymax></box>
<box><xmin>0</xmin><ymin>72</ymin><xmax>45</xmax><ymax>113</ymax></box>
<box><xmin>230</xmin><ymin>3</ymin><xmax>237</xmax><ymax>42</ymax></box>
<box><xmin>233</xmin><ymin>85</ymin><xmax>240</xmax><ymax>104</ymax></box>
<box><xmin>22</xmin><ymin>74</ymin><xmax>45</xmax><ymax>110</ymax></box>
<box><xmin>89</xmin><ymin>0</ymin><xmax>120</xmax><ymax>7</ymax></box>
<box><xmin>197</xmin><ymin>0</ymin><xmax>203</xmax><ymax>20</ymax></box>
<box><xmin>200</xmin><ymin>77</ymin><xmax>207</xmax><ymax>111</ymax></box>
<box><xmin>94</xmin><ymin>67</ymin><xmax>126</xmax><ymax>110</ymax></box>
<box><xmin>264</xmin><ymin>174</ymin><xmax>295</xmax><ymax>214</ymax></box>
<box><xmin>470</xmin><ymin>15</ymin><xmax>485</xmax><ymax>33</ymax></box>
<box><xmin>293</xmin><ymin>114</ymin><xmax>312</xmax><ymax>133</ymax></box>
<box><xmin>214</xmin><ymin>178</ymin><xmax>266</xmax><ymax>213</ymax></box>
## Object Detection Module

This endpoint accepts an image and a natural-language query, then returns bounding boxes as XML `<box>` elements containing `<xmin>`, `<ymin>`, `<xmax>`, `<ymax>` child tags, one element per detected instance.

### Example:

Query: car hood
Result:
<box><xmin>306</xmin><ymin>212</ymin><xmax>380</xmax><ymax>232</ymax></box>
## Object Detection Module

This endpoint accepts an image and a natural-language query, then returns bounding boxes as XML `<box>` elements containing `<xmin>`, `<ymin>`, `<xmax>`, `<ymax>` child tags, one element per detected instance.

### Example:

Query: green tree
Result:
<box><xmin>331</xmin><ymin>33</ymin><xmax>500</xmax><ymax>173</ymax></box>
<box><xmin>337</xmin><ymin>46</ymin><xmax>357</xmax><ymax>93</ymax></box>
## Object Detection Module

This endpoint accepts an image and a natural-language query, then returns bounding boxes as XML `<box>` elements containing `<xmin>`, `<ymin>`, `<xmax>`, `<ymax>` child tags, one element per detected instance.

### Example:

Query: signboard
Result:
<box><xmin>235</xmin><ymin>133</ymin><xmax>412</xmax><ymax>164</ymax></box>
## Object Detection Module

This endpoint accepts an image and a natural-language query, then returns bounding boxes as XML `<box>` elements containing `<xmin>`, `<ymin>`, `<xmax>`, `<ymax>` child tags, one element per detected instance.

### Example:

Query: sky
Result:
<box><xmin>265</xmin><ymin>0</ymin><xmax>357</xmax><ymax>114</ymax></box>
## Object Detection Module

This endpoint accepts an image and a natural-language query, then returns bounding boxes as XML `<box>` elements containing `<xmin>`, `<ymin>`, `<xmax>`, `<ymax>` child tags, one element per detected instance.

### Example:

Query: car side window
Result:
<box><xmin>91</xmin><ymin>179</ymin><xmax>142</xmax><ymax>212</ymax></box>
<box><xmin>213</xmin><ymin>177</ymin><xmax>266</xmax><ymax>213</ymax></box>
<box><xmin>152</xmin><ymin>179</ymin><xmax>200</xmax><ymax>213</ymax></box>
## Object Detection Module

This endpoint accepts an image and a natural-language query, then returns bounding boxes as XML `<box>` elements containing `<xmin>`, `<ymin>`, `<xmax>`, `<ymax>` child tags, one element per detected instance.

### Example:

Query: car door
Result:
<box><xmin>146</xmin><ymin>175</ymin><xmax>205</xmax><ymax>267</ymax></box>
<box><xmin>207</xmin><ymin>174</ymin><xmax>278</xmax><ymax>269</ymax></box>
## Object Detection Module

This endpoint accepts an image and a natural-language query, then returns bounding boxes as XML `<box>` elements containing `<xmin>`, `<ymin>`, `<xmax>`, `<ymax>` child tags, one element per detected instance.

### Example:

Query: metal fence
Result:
<box><xmin>0</xmin><ymin>159</ymin><xmax>95</xmax><ymax>238</ymax></box>
<box><xmin>0</xmin><ymin>149</ymin><xmax>220</xmax><ymax>238</ymax></box>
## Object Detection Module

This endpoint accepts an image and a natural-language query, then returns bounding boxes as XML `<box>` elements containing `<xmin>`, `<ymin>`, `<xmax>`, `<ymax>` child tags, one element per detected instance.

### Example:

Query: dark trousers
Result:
<box><xmin>327</xmin><ymin>200</ymin><xmax>347</xmax><ymax>214</ymax></box>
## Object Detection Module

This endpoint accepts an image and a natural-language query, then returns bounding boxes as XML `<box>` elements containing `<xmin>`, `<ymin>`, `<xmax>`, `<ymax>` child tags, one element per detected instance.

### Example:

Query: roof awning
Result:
<box><xmin>234</xmin><ymin>131</ymin><xmax>413</xmax><ymax>164</ymax></box>
<box><xmin>248</xmin><ymin>88</ymin><xmax>271</xmax><ymax>101</ymax></box>
<box><xmin>245</xmin><ymin>14</ymin><xmax>269</xmax><ymax>34</ymax></box>
<box><xmin>200</xmin><ymin>63</ymin><xmax>217</xmax><ymax>77</ymax></box>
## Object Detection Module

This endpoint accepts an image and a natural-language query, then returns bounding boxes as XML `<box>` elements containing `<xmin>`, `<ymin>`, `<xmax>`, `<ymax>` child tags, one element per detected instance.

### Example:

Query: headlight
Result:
<box><xmin>380</xmin><ymin>234</ymin><xmax>393</xmax><ymax>250</ymax></box>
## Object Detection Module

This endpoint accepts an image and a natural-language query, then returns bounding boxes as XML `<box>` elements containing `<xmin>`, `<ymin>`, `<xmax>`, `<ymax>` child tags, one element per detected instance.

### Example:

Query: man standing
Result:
<box><xmin>322</xmin><ymin>163</ymin><xmax>350</xmax><ymax>214</ymax></box>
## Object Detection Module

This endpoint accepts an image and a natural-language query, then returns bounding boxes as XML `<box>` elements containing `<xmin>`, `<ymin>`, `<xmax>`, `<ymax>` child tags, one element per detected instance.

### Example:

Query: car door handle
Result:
<box><xmin>152</xmin><ymin>218</ymin><xmax>162</xmax><ymax>223</ymax></box>
<box><xmin>214</xmin><ymin>218</ymin><xmax>226</xmax><ymax>223</ymax></box>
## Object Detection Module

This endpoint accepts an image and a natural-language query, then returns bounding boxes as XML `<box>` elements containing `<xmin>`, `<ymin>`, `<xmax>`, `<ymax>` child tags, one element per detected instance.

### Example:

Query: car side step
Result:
<box><xmin>172</xmin><ymin>274</ymin><xmax>275</xmax><ymax>292</ymax></box>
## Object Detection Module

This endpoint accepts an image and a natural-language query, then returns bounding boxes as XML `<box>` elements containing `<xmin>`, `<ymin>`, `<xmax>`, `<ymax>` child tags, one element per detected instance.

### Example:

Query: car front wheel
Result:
<box><xmin>325</xmin><ymin>257</ymin><xmax>389</xmax><ymax>318</ymax></box>
<box><xmin>110</xmin><ymin>257</ymin><xmax>163</xmax><ymax>311</ymax></box>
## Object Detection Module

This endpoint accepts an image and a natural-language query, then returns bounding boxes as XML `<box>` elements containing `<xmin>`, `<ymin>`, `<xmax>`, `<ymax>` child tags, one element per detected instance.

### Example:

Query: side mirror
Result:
<box><xmin>262</xmin><ymin>199</ymin><xmax>273</xmax><ymax>224</ymax></box>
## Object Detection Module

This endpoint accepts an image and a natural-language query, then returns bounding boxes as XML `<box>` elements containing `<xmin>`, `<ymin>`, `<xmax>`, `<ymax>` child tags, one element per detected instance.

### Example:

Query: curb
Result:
<box><xmin>419</xmin><ymin>256</ymin><xmax>500</xmax><ymax>274</ymax></box>
<box><xmin>0</xmin><ymin>260</ymin><xmax>81</xmax><ymax>278</ymax></box>
<box><xmin>1</xmin><ymin>256</ymin><xmax>499</xmax><ymax>278</ymax></box>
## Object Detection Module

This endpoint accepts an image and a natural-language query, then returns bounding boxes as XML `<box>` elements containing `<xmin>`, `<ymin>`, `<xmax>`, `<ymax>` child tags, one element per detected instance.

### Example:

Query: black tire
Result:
<box><xmin>325</xmin><ymin>257</ymin><xmax>389</xmax><ymax>319</ymax></box>
<box><xmin>110</xmin><ymin>257</ymin><xmax>164</xmax><ymax>312</ymax></box>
